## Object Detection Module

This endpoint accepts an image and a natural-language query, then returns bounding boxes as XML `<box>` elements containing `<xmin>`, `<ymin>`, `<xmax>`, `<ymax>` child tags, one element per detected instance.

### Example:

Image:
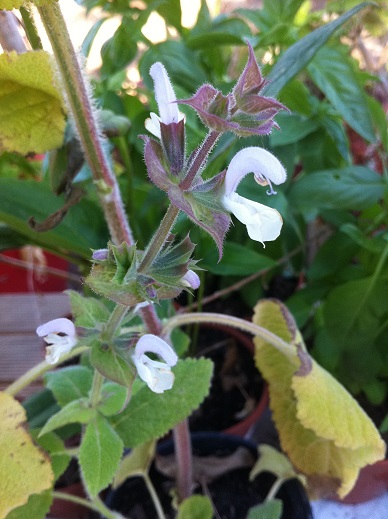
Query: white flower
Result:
<box><xmin>36</xmin><ymin>318</ymin><xmax>77</xmax><ymax>365</ymax></box>
<box><xmin>132</xmin><ymin>334</ymin><xmax>178</xmax><ymax>394</ymax></box>
<box><xmin>181</xmin><ymin>270</ymin><xmax>200</xmax><ymax>289</ymax></box>
<box><xmin>221</xmin><ymin>147</ymin><xmax>287</xmax><ymax>245</ymax></box>
<box><xmin>145</xmin><ymin>62</ymin><xmax>185</xmax><ymax>138</ymax></box>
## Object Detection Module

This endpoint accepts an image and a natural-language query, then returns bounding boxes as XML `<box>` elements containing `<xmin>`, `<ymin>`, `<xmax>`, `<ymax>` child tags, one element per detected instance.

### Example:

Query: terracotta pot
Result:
<box><xmin>49</xmin><ymin>483</ymin><xmax>90</xmax><ymax>519</ymax></box>
<box><xmin>339</xmin><ymin>459</ymin><xmax>388</xmax><ymax>504</ymax></box>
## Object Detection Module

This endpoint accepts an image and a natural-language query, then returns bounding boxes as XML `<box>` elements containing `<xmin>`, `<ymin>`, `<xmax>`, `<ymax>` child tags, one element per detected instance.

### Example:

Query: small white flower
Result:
<box><xmin>36</xmin><ymin>318</ymin><xmax>77</xmax><ymax>365</ymax></box>
<box><xmin>221</xmin><ymin>147</ymin><xmax>287</xmax><ymax>245</ymax></box>
<box><xmin>181</xmin><ymin>270</ymin><xmax>200</xmax><ymax>289</ymax></box>
<box><xmin>132</xmin><ymin>334</ymin><xmax>178</xmax><ymax>394</ymax></box>
<box><xmin>145</xmin><ymin>62</ymin><xmax>185</xmax><ymax>138</ymax></box>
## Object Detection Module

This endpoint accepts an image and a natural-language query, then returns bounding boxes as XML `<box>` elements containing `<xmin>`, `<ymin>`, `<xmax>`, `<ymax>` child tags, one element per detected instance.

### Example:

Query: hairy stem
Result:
<box><xmin>179</xmin><ymin>131</ymin><xmax>220</xmax><ymax>190</ymax></box>
<box><xmin>5</xmin><ymin>346</ymin><xmax>89</xmax><ymax>397</ymax></box>
<box><xmin>137</xmin><ymin>204</ymin><xmax>180</xmax><ymax>274</ymax></box>
<box><xmin>37</xmin><ymin>2</ymin><xmax>133</xmax><ymax>246</ymax></box>
<box><xmin>173</xmin><ymin>419</ymin><xmax>193</xmax><ymax>502</ymax></box>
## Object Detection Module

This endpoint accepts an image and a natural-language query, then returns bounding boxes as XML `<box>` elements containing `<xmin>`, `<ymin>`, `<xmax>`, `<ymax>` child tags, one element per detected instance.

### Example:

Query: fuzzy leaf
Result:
<box><xmin>79</xmin><ymin>414</ymin><xmax>123</xmax><ymax>497</ymax></box>
<box><xmin>112</xmin><ymin>358</ymin><xmax>213</xmax><ymax>447</ymax></box>
<box><xmin>0</xmin><ymin>0</ymin><xmax>56</xmax><ymax>8</ymax></box>
<box><xmin>177</xmin><ymin>495</ymin><xmax>213</xmax><ymax>519</ymax></box>
<box><xmin>0</xmin><ymin>51</ymin><xmax>66</xmax><ymax>154</ymax></box>
<box><xmin>5</xmin><ymin>491</ymin><xmax>52</xmax><ymax>519</ymax></box>
<box><xmin>113</xmin><ymin>440</ymin><xmax>155</xmax><ymax>488</ymax></box>
<box><xmin>39</xmin><ymin>399</ymin><xmax>97</xmax><ymax>437</ymax></box>
<box><xmin>90</xmin><ymin>343</ymin><xmax>136</xmax><ymax>389</ymax></box>
<box><xmin>31</xmin><ymin>430</ymin><xmax>70</xmax><ymax>481</ymax></box>
<box><xmin>250</xmin><ymin>444</ymin><xmax>303</xmax><ymax>483</ymax></box>
<box><xmin>45</xmin><ymin>366</ymin><xmax>93</xmax><ymax>407</ymax></box>
<box><xmin>66</xmin><ymin>290</ymin><xmax>110</xmax><ymax>329</ymax></box>
<box><xmin>0</xmin><ymin>392</ymin><xmax>53</xmax><ymax>518</ymax></box>
<box><xmin>252</xmin><ymin>299</ymin><xmax>386</xmax><ymax>498</ymax></box>
<box><xmin>98</xmin><ymin>382</ymin><xmax>128</xmax><ymax>416</ymax></box>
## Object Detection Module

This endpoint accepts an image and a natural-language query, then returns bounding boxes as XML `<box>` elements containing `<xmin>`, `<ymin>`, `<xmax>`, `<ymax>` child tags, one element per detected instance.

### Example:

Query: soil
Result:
<box><xmin>188</xmin><ymin>325</ymin><xmax>264</xmax><ymax>432</ymax></box>
<box><xmin>106</xmin><ymin>436</ymin><xmax>313</xmax><ymax>519</ymax></box>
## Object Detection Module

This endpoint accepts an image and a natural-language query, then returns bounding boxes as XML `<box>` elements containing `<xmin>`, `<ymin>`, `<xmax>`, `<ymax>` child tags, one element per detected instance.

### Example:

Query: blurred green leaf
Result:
<box><xmin>308</xmin><ymin>47</ymin><xmax>375</xmax><ymax>142</ymax></box>
<box><xmin>289</xmin><ymin>166</ymin><xmax>385</xmax><ymax>211</ymax></box>
<box><xmin>0</xmin><ymin>179</ymin><xmax>108</xmax><ymax>257</ymax></box>
<box><xmin>140</xmin><ymin>41</ymin><xmax>206</xmax><ymax>91</ymax></box>
<box><xmin>186</xmin><ymin>16</ymin><xmax>251</xmax><ymax>48</ymax></box>
<box><xmin>263</xmin><ymin>3</ymin><xmax>371</xmax><ymax>97</ymax></box>
<box><xmin>270</xmin><ymin>113</ymin><xmax>320</xmax><ymax>147</ymax></box>
<box><xmin>202</xmin><ymin>241</ymin><xmax>276</xmax><ymax>276</ymax></box>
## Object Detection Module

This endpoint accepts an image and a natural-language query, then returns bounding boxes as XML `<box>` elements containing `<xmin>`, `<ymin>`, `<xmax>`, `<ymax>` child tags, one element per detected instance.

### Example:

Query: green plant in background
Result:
<box><xmin>0</xmin><ymin>0</ymin><xmax>387</xmax><ymax>518</ymax></box>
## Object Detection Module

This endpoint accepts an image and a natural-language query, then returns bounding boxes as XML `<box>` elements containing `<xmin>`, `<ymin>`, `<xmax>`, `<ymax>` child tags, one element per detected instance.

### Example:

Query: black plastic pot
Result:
<box><xmin>105</xmin><ymin>432</ymin><xmax>313</xmax><ymax>519</ymax></box>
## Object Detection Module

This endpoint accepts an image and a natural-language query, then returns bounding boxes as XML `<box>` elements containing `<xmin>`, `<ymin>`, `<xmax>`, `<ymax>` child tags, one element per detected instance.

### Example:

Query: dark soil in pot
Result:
<box><xmin>106</xmin><ymin>433</ymin><xmax>313</xmax><ymax>519</ymax></box>
<box><xmin>189</xmin><ymin>325</ymin><xmax>266</xmax><ymax>434</ymax></box>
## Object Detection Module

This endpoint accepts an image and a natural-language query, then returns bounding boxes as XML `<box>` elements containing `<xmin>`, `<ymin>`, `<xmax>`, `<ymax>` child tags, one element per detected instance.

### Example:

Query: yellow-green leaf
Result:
<box><xmin>0</xmin><ymin>0</ymin><xmax>57</xmax><ymax>10</ymax></box>
<box><xmin>252</xmin><ymin>300</ymin><xmax>386</xmax><ymax>498</ymax></box>
<box><xmin>0</xmin><ymin>50</ymin><xmax>66</xmax><ymax>154</ymax></box>
<box><xmin>0</xmin><ymin>392</ymin><xmax>53</xmax><ymax>518</ymax></box>
<box><xmin>113</xmin><ymin>440</ymin><xmax>155</xmax><ymax>488</ymax></box>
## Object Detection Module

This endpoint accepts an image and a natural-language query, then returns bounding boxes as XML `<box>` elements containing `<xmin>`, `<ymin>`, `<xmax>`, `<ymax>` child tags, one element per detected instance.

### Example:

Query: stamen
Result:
<box><xmin>266</xmin><ymin>177</ymin><xmax>277</xmax><ymax>196</ymax></box>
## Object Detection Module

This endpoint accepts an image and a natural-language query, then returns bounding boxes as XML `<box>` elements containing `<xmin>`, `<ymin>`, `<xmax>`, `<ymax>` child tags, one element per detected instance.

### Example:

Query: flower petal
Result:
<box><xmin>222</xmin><ymin>192</ymin><xmax>283</xmax><ymax>244</ymax></box>
<box><xmin>134</xmin><ymin>334</ymin><xmax>178</xmax><ymax>366</ymax></box>
<box><xmin>224</xmin><ymin>147</ymin><xmax>286</xmax><ymax>195</ymax></box>
<box><xmin>181</xmin><ymin>270</ymin><xmax>200</xmax><ymax>289</ymax></box>
<box><xmin>149</xmin><ymin>63</ymin><xmax>180</xmax><ymax>126</ymax></box>
<box><xmin>36</xmin><ymin>318</ymin><xmax>76</xmax><ymax>339</ymax></box>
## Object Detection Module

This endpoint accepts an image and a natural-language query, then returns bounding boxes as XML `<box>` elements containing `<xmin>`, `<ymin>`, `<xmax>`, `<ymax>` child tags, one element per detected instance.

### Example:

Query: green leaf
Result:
<box><xmin>140</xmin><ymin>41</ymin><xmax>206</xmax><ymax>92</ymax></box>
<box><xmin>31</xmin><ymin>430</ymin><xmax>70</xmax><ymax>481</ymax></box>
<box><xmin>90</xmin><ymin>343</ymin><xmax>136</xmax><ymax>389</ymax></box>
<box><xmin>112</xmin><ymin>358</ymin><xmax>213</xmax><ymax>447</ymax></box>
<box><xmin>23</xmin><ymin>388</ymin><xmax>59</xmax><ymax>429</ymax></box>
<box><xmin>308</xmin><ymin>47</ymin><xmax>375</xmax><ymax>142</ymax></box>
<box><xmin>113</xmin><ymin>440</ymin><xmax>155</xmax><ymax>488</ymax></box>
<box><xmin>5</xmin><ymin>491</ymin><xmax>52</xmax><ymax>519</ymax></box>
<box><xmin>270</xmin><ymin>113</ymin><xmax>320</xmax><ymax>147</ymax></box>
<box><xmin>247</xmin><ymin>500</ymin><xmax>283</xmax><ymax>519</ymax></box>
<box><xmin>79</xmin><ymin>414</ymin><xmax>123</xmax><ymax>497</ymax></box>
<box><xmin>0</xmin><ymin>179</ymin><xmax>108</xmax><ymax>258</ymax></box>
<box><xmin>187</xmin><ymin>16</ymin><xmax>251</xmax><ymax>48</ymax></box>
<box><xmin>45</xmin><ymin>366</ymin><xmax>93</xmax><ymax>407</ymax></box>
<box><xmin>177</xmin><ymin>495</ymin><xmax>213</xmax><ymax>519</ymax></box>
<box><xmin>39</xmin><ymin>399</ymin><xmax>97</xmax><ymax>436</ymax></box>
<box><xmin>66</xmin><ymin>290</ymin><xmax>110</xmax><ymax>329</ymax></box>
<box><xmin>0</xmin><ymin>51</ymin><xmax>66</xmax><ymax>154</ymax></box>
<box><xmin>100</xmin><ymin>22</ymin><xmax>138</xmax><ymax>77</ymax></box>
<box><xmin>202</xmin><ymin>241</ymin><xmax>276</xmax><ymax>276</ymax></box>
<box><xmin>98</xmin><ymin>382</ymin><xmax>128</xmax><ymax>416</ymax></box>
<box><xmin>263</xmin><ymin>3</ymin><xmax>371</xmax><ymax>97</ymax></box>
<box><xmin>288</xmin><ymin>166</ymin><xmax>385</xmax><ymax>211</ymax></box>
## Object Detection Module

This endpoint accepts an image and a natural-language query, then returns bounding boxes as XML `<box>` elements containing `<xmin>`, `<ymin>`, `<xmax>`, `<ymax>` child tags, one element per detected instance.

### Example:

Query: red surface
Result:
<box><xmin>0</xmin><ymin>249</ymin><xmax>68</xmax><ymax>293</ymax></box>
<box><xmin>340</xmin><ymin>460</ymin><xmax>388</xmax><ymax>504</ymax></box>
